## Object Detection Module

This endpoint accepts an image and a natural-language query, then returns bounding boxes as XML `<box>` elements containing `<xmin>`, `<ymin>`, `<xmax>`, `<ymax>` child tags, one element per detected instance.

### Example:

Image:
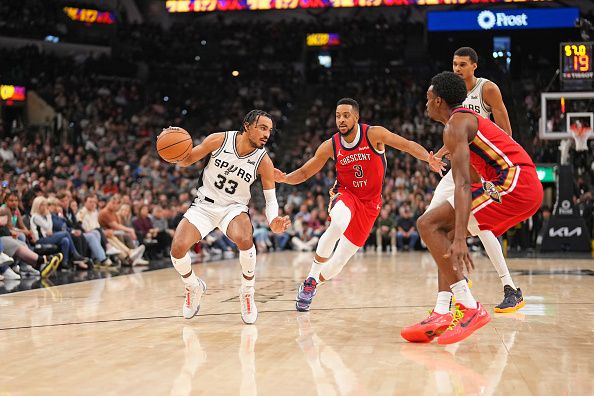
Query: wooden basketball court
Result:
<box><xmin>1</xmin><ymin>251</ymin><xmax>593</xmax><ymax>395</ymax></box>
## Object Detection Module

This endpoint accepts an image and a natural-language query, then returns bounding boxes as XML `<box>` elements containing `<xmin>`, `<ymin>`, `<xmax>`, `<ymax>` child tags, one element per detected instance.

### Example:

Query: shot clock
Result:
<box><xmin>560</xmin><ymin>42</ymin><xmax>593</xmax><ymax>90</ymax></box>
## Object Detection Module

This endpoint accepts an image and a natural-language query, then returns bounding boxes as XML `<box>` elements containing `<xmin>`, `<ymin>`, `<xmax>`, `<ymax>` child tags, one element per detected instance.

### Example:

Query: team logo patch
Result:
<box><xmin>482</xmin><ymin>181</ymin><xmax>502</xmax><ymax>204</ymax></box>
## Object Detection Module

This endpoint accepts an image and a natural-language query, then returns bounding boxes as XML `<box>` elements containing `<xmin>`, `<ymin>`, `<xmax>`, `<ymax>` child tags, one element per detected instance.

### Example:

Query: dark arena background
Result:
<box><xmin>1</xmin><ymin>1</ymin><xmax>593</xmax><ymax>394</ymax></box>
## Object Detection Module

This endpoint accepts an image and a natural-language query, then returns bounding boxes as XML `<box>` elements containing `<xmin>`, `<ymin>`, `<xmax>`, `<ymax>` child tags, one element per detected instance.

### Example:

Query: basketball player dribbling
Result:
<box><xmin>274</xmin><ymin>98</ymin><xmax>444</xmax><ymax>311</ymax></box>
<box><xmin>165</xmin><ymin>110</ymin><xmax>290</xmax><ymax>324</ymax></box>
<box><xmin>426</xmin><ymin>47</ymin><xmax>525</xmax><ymax>317</ymax></box>
<box><xmin>403</xmin><ymin>72</ymin><xmax>543</xmax><ymax>344</ymax></box>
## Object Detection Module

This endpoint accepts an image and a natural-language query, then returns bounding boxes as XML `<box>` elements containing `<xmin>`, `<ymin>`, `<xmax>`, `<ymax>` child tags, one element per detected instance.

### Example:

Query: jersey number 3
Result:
<box><xmin>214</xmin><ymin>174</ymin><xmax>238</xmax><ymax>194</ymax></box>
<box><xmin>353</xmin><ymin>165</ymin><xmax>364</xmax><ymax>178</ymax></box>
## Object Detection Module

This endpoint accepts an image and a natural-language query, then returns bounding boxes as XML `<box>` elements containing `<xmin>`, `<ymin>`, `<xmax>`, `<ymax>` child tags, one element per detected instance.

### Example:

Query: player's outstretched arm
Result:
<box><xmin>483</xmin><ymin>81</ymin><xmax>512</xmax><ymax>136</ymax></box>
<box><xmin>258</xmin><ymin>154</ymin><xmax>291</xmax><ymax>234</ymax></box>
<box><xmin>443</xmin><ymin>114</ymin><xmax>476</xmax><ymax>273</ymax></box>
<box><xmin>172</xmin><ymin>132</ymin><xmax>225</xmax><ymax>167</ymax></box>
<box><xmin>274</xmin><ymin>139</ymin><xmax>333</xmax><ymax>185</ymax></box>
<box><xmin>370</xmin><ymin>126</ymin><xmax>445</xmax><ymax>173</ymax></box>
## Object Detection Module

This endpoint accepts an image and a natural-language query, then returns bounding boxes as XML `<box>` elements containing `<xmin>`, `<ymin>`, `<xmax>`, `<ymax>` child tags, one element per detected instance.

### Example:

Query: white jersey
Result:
<box><xmin>198</xmin><ymin>130</ymin><xmax>267</xmax><ymax>206</ymax></box>
<box><xmin>463</xmin><ymin>77</ymin><xmax>492</xmax><ymax>118</ymax></box>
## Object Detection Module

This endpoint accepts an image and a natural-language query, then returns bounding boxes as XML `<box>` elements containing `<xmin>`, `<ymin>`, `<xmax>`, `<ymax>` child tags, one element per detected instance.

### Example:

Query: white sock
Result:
<box><xmin>240</xmin><ymin>246</ymin><xmax>256</xmax><ymax>287</ymax></box>
<box><xmin>434</xmin><ymin>291</ymin><xmax>453</xmax><ymax>314</ymax></box>
<box><xmin>478</xmin><ymin>230</ymin><xmax>516</xmax><ymax>289</ymax></box>
<box><xmin>171</xmin><ymin>252</ymin><xmax>198</xmax><ymax>286</ymax></box>
<box><xmin>307</xmin><ymin>259</ymin><xmax>324</xmax><ymax>282</ymax></box>
<box><xmin>450</xmin><ymin>279</ymin><xmax>477</xmax><ymax>309</ymax></box>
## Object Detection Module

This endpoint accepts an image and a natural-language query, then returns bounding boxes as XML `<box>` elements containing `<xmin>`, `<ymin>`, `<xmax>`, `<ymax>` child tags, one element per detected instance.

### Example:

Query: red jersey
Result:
<box><xmin>452</xmin><ymin>108</ymin><xmax>535</xmax><ymax>186</ymax></box>
<box><xmin>330</xmin><ymin>124</ymin><xmax>386</xmax><ymax>203</ymax></box>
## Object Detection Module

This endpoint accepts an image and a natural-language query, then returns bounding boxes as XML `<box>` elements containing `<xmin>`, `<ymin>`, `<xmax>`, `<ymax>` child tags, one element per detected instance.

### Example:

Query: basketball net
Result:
<box><xmin>569</xmin><ymin>125</ymin><xmax>592</xmax><ymax>152</ymax></box>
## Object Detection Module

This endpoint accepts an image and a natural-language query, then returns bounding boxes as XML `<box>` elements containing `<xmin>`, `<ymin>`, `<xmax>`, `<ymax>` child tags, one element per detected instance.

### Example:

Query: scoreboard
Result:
<box><xmin>560</xmin><ymin>42</ymin><xmax>593</xmax><ymax>90</ymax></box>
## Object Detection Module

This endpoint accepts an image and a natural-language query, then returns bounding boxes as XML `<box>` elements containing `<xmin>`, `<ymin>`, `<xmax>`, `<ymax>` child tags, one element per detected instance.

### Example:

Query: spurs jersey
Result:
<box><xmin>198</xmin><ymin>131</ymin><xmax>267</xmax><ymax>206</ymax></box>
<box><xmin>463</xmin><ymin>78</ymin><xmax>492</xmax><ymax>118</ymax></box>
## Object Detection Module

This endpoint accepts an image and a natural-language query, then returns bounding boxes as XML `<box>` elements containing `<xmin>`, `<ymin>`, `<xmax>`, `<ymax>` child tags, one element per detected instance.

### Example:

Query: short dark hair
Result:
<box><xmin>454</xmin><ymin>47</ymin><xmax>478</xmax><ymax>64</ymax></box>
<box><xmin>336</xmin><ymin>98</ymin><xmax>359</xmax><ymax>114</ymax></box>
<box><xmin>241</xmin><ymin>110</ymin><xmax>273</xmax><ymax>134</ymax></box>
<box><xmin>431</xmin><ymin>71</ymin><xmax>467</xmax><ymax>108</ymax></box>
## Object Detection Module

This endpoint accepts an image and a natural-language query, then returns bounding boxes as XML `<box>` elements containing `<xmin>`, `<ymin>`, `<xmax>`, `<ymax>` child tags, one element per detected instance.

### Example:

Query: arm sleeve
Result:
<box><xmin>263</xmin><ymin>189</ymin><xmax>279</xmax><ymax>225</ymax></box>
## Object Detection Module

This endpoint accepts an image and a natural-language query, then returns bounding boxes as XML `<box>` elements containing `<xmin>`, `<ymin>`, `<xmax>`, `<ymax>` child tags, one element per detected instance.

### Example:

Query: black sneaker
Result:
<box><xmin>494</xmin><ymin>285</ymin><xmax>525</xmax><ymax>313</ymax></box>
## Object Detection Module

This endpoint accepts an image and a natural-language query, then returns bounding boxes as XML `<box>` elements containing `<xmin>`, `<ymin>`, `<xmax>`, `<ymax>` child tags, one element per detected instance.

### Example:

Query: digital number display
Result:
<box><xmin>0</xmin><ymin>85</ymin><xmax>26</xmax><ymax>102</ymax></box>
<box><xmin>63</xmin><ymin>7</ymin><xmax>116</xmax><ymax>24</ymax></box>
<box><xmin>306</xmin><ymin>33</ymin><xmax>340</xmax><ymax>47</ymax></box>
<box><xmin>560</xmin><ymin>42</ymin><xmax>593</xmax><ymax>81</ymax></box>
<box><xmin>166</xmin><ymin>0</ymin><xmax>550</xmax><ymax>13</ymax></box>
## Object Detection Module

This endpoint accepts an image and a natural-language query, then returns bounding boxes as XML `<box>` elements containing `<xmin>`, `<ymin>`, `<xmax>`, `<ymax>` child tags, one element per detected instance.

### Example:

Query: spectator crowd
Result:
<box><xmin>0</xmin><ymin>12</ymin><xmax>592</xmax><ymax>288</ymax></box>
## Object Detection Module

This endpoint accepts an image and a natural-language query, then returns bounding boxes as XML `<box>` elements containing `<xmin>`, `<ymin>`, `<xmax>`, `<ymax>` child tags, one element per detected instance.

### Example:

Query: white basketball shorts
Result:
<box><xmin>184</xmin><ymin>194</ymin><xmax>248</xmax><ymax>238</ymax></box>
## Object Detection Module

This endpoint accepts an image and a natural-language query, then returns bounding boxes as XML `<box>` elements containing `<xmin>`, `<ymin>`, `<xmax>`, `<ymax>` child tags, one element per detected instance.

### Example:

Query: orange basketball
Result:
<box><xmin>157</xmin><ymin>127</ymin><xmax>193</xmax><ymax>163</ymax></box>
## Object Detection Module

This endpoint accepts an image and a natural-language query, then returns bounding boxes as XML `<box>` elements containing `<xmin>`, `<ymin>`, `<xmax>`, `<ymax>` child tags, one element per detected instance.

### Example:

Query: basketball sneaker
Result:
<box><xmin>240</xmin><ymin>286</ymin><xmax>258</xmax><ymax>324</ymax></box>
<box><xmin>437</xmin><ymin>302</ymin><xmax>491</xmax><ymax>345</ymax></box>
<box><xmin>296</xmin><ymin>277</ymin><xmax>318</xmax><ymax>312</ymax></box>
<box><xmin>183</xmin><ymin>278</ymin><xmax>207</xmax><ymax>319</ymax></box>
<box><xmin>400</xmin><ymin>310</ymin><xmax>454</xmax><ymax>343</ymax></box>
<box><xmin>494</xmin><ymin>285</ymin><xmax>525</xmax><ymax>313</ymax></box>
<box><xmin>40</xmin><ymin>255</ymin><xmax>61</xmax><ymax>278</ymax></box>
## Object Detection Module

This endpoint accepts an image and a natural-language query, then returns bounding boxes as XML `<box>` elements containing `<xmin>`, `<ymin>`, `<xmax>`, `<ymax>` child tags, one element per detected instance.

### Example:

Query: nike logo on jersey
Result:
<box><xmin>224</xmin><ymin>150</ymin><xmax>233</xmax><ymax>154</ymax></box>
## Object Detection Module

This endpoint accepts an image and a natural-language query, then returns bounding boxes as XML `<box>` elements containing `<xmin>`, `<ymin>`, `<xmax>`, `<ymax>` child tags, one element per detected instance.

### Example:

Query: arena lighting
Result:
<box><xmin>63</xmin><ymin>7</ymin><xmax>116</xmax><ymax>24</ymax></box>
<box><xmin>165</xmin><ymin>0</ymin><xmax>549</xmax><ymax>13</ymax></box>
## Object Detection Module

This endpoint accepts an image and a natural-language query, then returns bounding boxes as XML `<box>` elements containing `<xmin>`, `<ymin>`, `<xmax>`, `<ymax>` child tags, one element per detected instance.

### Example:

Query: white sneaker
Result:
<box><xmin>2</xmin><ymin>266</ymin><xmax>21</xmax><ymax>280</ymax></box>
<box><xmin>20</xmin><ymin>264</ymin><xmax>40</xmax><ymax>277</ymax></box>
<box><xmin>133</xmin><ymin>257</ymin><xmax>149</xmax><ymax>266</ymax></box>
<box><xmin>106</xmin><ymin>246</ymin><xmax>122</xmax><ymax>256</ymax></box>
<box><xmin>239</xmin><ymin>286</ymin><xmax>258</xmax><ymax>324</ymax></box>
<box><xmin>129</xmin><ymin>245</ymin><xmax>145</xmax><ymax>262</ymax></box>
<box><xmin>0</xmin><ymin>252</ymin><xmax>14</xmax><ymax>266</ymax></box>
<box><xmin>183</xmin><ymin>278</ymin><xmax>207</xmax><ymax>319</ymax></box>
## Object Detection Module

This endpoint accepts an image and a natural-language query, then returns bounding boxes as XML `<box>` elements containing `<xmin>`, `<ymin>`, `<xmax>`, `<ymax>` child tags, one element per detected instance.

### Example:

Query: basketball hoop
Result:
<box><xmin>569</xmin><ymin>125</ymin><xmax>592</xmax><ymax>152</ymax></box>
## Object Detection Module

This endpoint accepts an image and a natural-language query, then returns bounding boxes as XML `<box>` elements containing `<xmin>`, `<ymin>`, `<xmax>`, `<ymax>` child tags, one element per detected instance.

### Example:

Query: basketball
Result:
<box><xmin>157</xmin><ymin>127</ymin><xmax>193</xmax><ymax>163</ymax></box>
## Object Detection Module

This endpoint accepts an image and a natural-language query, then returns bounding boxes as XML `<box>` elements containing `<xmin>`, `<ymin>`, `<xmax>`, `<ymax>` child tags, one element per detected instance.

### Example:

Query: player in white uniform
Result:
<box><xmin>429</xmin><ymin>47</ymin><xmax>524</xmax><ymax>314</ymax></box>
<box><xmin>165</xmin><ymin>110</ymin><xmax>290</xmax><ymax>324</ymax></box>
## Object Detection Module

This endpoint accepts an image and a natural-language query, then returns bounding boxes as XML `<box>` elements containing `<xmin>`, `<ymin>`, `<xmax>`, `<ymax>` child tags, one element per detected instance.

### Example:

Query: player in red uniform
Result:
<box><xmin>274</xmin><ymin>98</ymin><xmax>444</xmax><ymax>311</ymax></box>
<box><xmin>402</xmin><ymin>72</ymin><xmax>543</xmax><ymax>344</ymax></box>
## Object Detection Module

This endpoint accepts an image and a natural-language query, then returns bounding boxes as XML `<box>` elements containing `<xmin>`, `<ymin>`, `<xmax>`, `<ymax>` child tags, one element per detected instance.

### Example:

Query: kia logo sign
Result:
<box><xmin>549</xmin><ymin>226</ymin><xmax>582</xmax><ymax>238</ymax></box>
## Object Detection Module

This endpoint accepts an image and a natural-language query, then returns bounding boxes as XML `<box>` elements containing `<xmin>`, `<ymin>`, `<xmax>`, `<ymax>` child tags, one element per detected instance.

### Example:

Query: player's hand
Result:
<box><xmin>444</xmin><ymin>238</ymin><xmax>474</xmax><ymax>274</ymax></box>
<box><xmin>273</xmin><ymin>168</ymin><xmax>287</xmax><ymax>183</ymax></box>
<box><xmin>270</xmin><ymin>216</ymin><xmax>290</xmax><ymax>234</ymax></box>
<box><xmin>428</xmin><ymin>151</ymin><xmax>447</xmax><ymax>175</ymax></box>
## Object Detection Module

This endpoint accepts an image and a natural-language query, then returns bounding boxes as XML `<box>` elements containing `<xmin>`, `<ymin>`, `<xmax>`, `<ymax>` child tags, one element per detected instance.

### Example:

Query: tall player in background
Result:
<box><xmin>431</xmin><ymin>47</ymin><xmax>524</xmax><ymax>315</ymax></box>
<box><xmin>164</xmin><ymin>110</ymin><xmax>290</xmax><ymax>324</ymax></box>
<box><xmin>405</xmin><ymin>71</ymin><xmax>542</xmax><ymax>344</ymax></box>
<box><xmin>275</xmin><ymin>98</ymin><xmax>444</xmax><ymax>311</ymax></box>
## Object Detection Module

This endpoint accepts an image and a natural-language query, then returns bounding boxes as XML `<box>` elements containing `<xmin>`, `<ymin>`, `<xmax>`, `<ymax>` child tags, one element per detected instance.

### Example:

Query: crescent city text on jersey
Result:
<box><xmin>338</xmin><ymin>153</ymin><xmax>371</xmax><ymax>166</ymax></box>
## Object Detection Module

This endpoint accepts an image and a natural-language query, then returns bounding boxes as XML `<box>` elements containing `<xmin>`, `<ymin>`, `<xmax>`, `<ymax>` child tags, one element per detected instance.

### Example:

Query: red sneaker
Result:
<box><xmin>437</xmin><ymin>302</ymin><xmax>491</xmax><ymax>345</ymax></box>
<box><xmin>401</xmin><ymin>311</ymin><xmax>453</xmax><ymax>343</ymax></box>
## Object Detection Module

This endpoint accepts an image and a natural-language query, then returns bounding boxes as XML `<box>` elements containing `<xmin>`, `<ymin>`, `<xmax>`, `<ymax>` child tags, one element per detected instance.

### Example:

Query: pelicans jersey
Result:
<box><xmin>448</xmin><ymin>108</ymin><xmax>542</xmax><ymax>236</ymax></box>
<box><xmin>328</xmin><ymin>124</ymin><xmax>386</xmax><ymax>247</ymax></box>
<box><xmin>185</xmin><ymin>130</ymin><xmax>267</xmax><ymax>237</ymax></box>
<box><xmin>428</xmin><ymin>77</ymin><xmax>494</xmax><ymax>212</ymax></box>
